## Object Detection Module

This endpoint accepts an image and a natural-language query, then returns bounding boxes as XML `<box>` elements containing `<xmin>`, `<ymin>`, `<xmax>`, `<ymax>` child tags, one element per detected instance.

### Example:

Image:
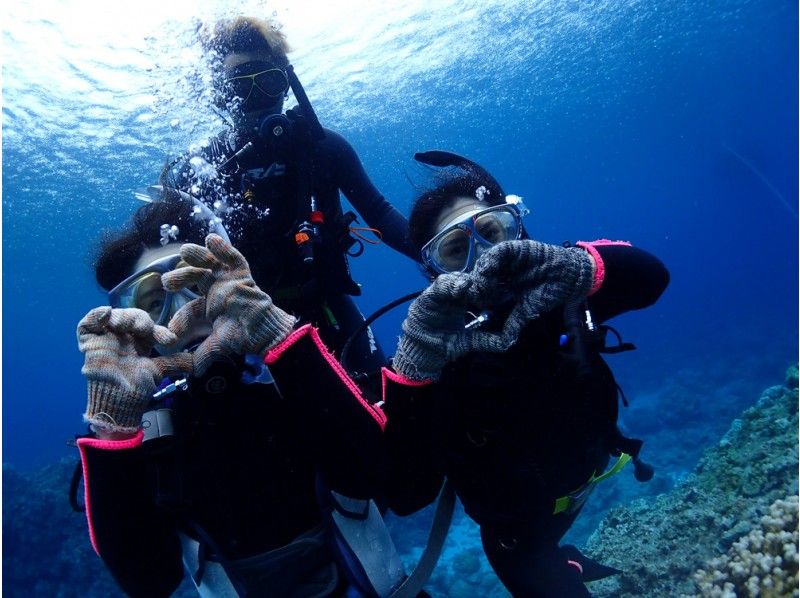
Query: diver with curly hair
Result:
<box><xmin>75</xmin><ymin>197</ymin><xmax>410</xmax><ymax>597</ymax></box>
<box><xmin>381</xmin><ymin>151</ymin><xmax>670</xmax><ymax>597</ymax></box>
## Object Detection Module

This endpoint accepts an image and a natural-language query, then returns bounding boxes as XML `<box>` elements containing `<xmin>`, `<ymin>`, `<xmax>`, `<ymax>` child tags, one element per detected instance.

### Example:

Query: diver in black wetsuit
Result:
<box><xmin>75</xmin><ymin>199</ymin><xmax>407</xmax><ymax>597</ymax></box>
<box><xmin>161</xmin><ymin>16</ymin><xmax>417</xmax><ymax>382</ymax></box>
<box><xmin>381</xmin><ymin>152</ymin><xmax>670</xmax><ymax>597</ymax></box>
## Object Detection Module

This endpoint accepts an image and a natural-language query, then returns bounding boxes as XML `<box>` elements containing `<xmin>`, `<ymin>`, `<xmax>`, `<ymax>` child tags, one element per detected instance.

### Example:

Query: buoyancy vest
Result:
<box><xmin>167</xmin><ymin>115</ymin><xmax>361</xmax><ymax>305</ymax></box>
<box><xmin>435</xmin><ymin>298</ymin><xmax>646</xmax><ymax>524</ymax></box>
<box><xmin>141</xmin><ymin>355</ymin><xmax>409</xmax><ymax>598</ymax></box>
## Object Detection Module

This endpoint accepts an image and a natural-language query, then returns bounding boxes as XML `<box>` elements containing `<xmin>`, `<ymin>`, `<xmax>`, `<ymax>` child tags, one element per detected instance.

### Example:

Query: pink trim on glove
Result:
<box><xmin>382</xmin><ymin>367</ymin><xmax>433</xmax><ymax>398</ymax></box>
<box><xmin>576</xmin><ymin>240</ymin><xmax>631</xmax><ymax>295</ymax></box>
<box><xmin>264</xmin><ymin>324</ymin><xmax>387</xmax><ymax>429</ymax></box>
<box><xmin>77</xmin><ymin>430</ymin><xmax>144</xmax><ymax>555</ymax></box>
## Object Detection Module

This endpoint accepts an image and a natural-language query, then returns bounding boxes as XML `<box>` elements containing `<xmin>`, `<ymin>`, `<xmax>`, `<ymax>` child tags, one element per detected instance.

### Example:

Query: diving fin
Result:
<box><xmin>559</xmin><ymin>545</ymin><xmax>622</xmax><ymax>582</ymax></box>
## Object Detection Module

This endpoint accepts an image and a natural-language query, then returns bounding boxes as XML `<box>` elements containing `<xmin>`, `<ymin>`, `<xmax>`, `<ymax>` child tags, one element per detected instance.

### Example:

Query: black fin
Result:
<box><xmin>559</xmin><ymin>545</ymin><xmax>622</xmax><ymax>582</ymax></box>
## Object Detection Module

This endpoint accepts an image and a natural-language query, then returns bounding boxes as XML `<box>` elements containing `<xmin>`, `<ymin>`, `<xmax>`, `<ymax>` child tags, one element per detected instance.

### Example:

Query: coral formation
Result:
<box><xmin>693</xmin><ymin>495</ymin><xmax>798</xmax><ymax>597</ymax></box>
<box><xmin>584</xmin><ymin>379</ymin><xmax>798</xmax><ymax>597</ymax></box>
<box><xmin>785</xmin><ymin>364</ymin><xmax>798</xmax><ymax>390</ymax></box>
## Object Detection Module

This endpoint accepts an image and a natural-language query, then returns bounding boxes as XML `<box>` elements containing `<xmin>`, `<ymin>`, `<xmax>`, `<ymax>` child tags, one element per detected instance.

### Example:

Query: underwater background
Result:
<box><xmin>3</xmin><ymin>0</ymin><xmax>797</xmax><ymax>595</ymax></box>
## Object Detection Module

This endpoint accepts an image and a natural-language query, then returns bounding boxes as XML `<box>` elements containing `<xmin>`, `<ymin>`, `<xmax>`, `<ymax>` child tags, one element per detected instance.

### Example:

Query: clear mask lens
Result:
<box><xmin>427</xmin><ymin>207</ymin><xmax>521</xmax><ymax>273</ymax></box>
<box><xmin>107</xmin><ymin>254</ymin><xmax>193</xmax><ymax>326</ymax></box>
<box><xmin>430</xmin><ymin>227</ymin><xmax>472</xmax><ymax>273</ymax></box>
<box><xmin>473</xmin><ymin>210</ymin><xmax>518</xmax><ymax>244</ymax></box>
<box><xmin>125</xmin><ymin>272</ymin><xmax>168</xmax><ymax>323</ymax></box>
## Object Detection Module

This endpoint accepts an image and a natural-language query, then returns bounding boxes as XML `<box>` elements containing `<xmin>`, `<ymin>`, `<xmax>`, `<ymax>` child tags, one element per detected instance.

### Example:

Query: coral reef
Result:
<box><xmin>2</xmin><ymin>458</ymin><xmax>196</xmax><ymax>597</ymax></box>
<box><xmin>2</xmin><ymin>459</ymin><xmax>119</xmax><ymax>597</ymax></box>
<box><xmin>693</xmin><ymin>495</ymin><xmax>798</xmax><ymax>597</ymax></box>
<box><xmin>785</xmin><ymin>364</ymin><xmax>798</xmax><ymax>390</ymax></box>
<box><xmin>583</xmin><ymin>375</ymin><xmax>798</xmax><ymax>597</ymax></box>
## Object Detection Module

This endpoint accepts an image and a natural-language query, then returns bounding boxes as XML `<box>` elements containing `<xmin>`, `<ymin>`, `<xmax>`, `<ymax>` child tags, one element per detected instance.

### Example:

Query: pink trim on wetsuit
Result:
<box><xmin>265</xmin><ymin>324</ymin><xmax>387</xmax><ymax>429</ymax></box>
<box><xmin>382</xmin><ymin>367</ymin><xmax>433</xmax><ymax>398</ymax></box>
<box><xmin>76</xmin><ymin>430</ymin><xmax>144</xmax><ymax>555</ymax></box>
<box><xmin>264</xmin><ymin>324</ymin><xmax>312</xmax><ymax>362</ymax></box>
<box><xmin>576</xmin><ymin>239</ymin><xmax>632</xmax><ymax>295</ymax></box>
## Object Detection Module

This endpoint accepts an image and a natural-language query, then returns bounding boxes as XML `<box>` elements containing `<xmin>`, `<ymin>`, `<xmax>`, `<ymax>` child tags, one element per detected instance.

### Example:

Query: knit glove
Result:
<box><xmin>161</xmin><ymin>234</ymin><xmax>296</xmax><ymax>376</ymax></box>
<box><xmin>472</xmin><ymin>239</ymin><xmax>594</xmax><ymax>299</ymax></box>
<box><xmin>392</xmin><ymin>273</ymin><xmax>511</xmax><ymax>381</ymax></box>
<box><xmin>471</xmin><ymin>239</ymin><xmax>596</xmax><ymax>341</ymax></box>
<box><xmin>392</xmin><ymin>240</ymin><xmax>595</xmax><ymax>382</ymax></box>
<box><xmin>77</xmin><ymin>307</ymin><xmax>194</xmax><ymax>434</ymax></box>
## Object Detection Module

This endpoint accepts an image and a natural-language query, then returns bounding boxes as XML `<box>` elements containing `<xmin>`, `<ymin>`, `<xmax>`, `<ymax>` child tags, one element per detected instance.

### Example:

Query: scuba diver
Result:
<box><xmin>379</xmin><ymin>151</ymin><xmax>670</xmax><ymax>597</ymax></box>
<box><xmin>161</xmin><ymin>16</ymin><xmax>418</xmax><ymax>386</ymax></box>
<box><xmin>74</xmin><ymin>197</ymin><xmax>411</xmax><ymax>597</ymax></box>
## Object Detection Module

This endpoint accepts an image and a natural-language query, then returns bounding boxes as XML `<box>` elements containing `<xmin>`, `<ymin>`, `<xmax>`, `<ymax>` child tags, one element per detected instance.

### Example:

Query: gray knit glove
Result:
<box><xmin>77</xmin><ymin>307</ymin><xmax>194</xmax><ymax>434</ymax></box>
<box><xmin>392</xmin><ymin>273</ymin><xmax>510</xmax><ymax>381</ymax></box>
<box><xmin>472</xmin><ymin>239</ymin><xmax>596</xmax><ymax>340</ymax></box>
<box><xmin>473</xmin><ymin>239</ymin><xmax>594</xmax><ymax>298</ymax></box>
<box><xmin>162</xmin><ymin>234</ymin><xmax>297</xmax><ymax>376</ymax></box>
<box><xmin>392</xmin><ymin>240</ymin><xmax>595</xmax><ymax>382</ymax></box>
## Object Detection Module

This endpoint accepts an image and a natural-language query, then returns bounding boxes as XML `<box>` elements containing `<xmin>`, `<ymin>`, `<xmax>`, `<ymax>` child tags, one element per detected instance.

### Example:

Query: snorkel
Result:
<box><xmin>414</xmin><ymin>150</ymin><xmax>507</xmax><ymax>197</ymax></box>
<box><xmin>413</xmin><ymin>149</ymin><xmax>528</xmax><ymax>223</ymax></box>
<box><xmin>285</xmin><ymin>65</ymin><xmax>325</xmax><ymax>141</ymax></box>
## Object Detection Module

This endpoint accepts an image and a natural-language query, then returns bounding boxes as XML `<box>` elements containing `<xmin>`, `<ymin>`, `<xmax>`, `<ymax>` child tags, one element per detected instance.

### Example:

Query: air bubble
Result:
<box><xmin>188</xmin><ymin>156</ymin><xmax>217</xmax><ymax>180</ymax></box>
<box><xmin>159</xmin><ymin>223</ymin><xmax>180</xmax><ymax>246</ymax></box>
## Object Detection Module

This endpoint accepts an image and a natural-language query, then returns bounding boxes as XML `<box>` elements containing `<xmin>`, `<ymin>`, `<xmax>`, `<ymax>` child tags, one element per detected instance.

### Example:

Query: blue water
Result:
<box><xmin>3</xmin><ymin>0</ymin><xmax>796</xmax><ymax>495</ymax></box>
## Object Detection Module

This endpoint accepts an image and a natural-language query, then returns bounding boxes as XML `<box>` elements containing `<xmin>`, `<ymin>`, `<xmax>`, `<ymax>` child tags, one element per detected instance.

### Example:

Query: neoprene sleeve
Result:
<box><xmin>381</xmin><ymin>369</ymin><xmax>445</xmax><ymax>516</ymax></box>
<box><xmin>322</xmin><ymin>130</ymin><xmax>418</xmax><ymax>260</ymax></box>
<box><xmin>265</xmin><ymin>324</ymin><xmax>388</xmax><ymax>499</ymax></box>
<box><xmin>580</xmin><ymin>242</ymin><xmax>670</xmax><ymax>322</ymax></box>
<box><xmin>77</xmin><ymin>433</ymin><xmax>183</xmax><ymax>598</ymax></box>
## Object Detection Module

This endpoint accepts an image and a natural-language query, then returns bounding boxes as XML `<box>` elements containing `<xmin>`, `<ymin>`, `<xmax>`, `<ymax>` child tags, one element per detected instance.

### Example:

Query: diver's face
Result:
<box><xmin>222</xmin><ymin>51</ymin><xmax>287</xmax><ymax>122</ymax></box>
<box><xmin>421</xmin><ymin>195</ymin><xmax>530</xmax><ymax>275</ymax></box>
<box><xmin>133</xmin><ymin>245</ymin><xmax>212</xmax><ymax>354</ymax></box>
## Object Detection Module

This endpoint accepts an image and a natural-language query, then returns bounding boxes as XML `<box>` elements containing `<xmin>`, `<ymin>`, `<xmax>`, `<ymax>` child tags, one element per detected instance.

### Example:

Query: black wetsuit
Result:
<box><xmin>383</xmin><ymin>242</ymin><xmax>670</xmax><ymax>597</ymax></box>
<box><xmin>164</xmin><ymin>120</ymin><xmax>417</xmax><ymax>380</ymax></box>
<box><xmin>77</xmin><ymin>327</ymin><xmax>388</xmax><ymax>597</ymax></box>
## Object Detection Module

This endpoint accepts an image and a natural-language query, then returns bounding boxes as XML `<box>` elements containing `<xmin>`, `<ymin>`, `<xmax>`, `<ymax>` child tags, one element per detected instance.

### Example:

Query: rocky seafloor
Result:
<box><xmin>4</xmin><ymin>366</ymin><xmax>797</xmax><ymax>597</ymax></box>
<box><xmin>585</xmin><ymin>367</ymin><xmax>798</xmax><ymax>598</ymax></box>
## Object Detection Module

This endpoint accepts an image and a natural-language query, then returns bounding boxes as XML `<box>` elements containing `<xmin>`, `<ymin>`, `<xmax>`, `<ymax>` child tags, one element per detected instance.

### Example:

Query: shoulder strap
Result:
<box><xmin>389</xmin><ymin>479</ymin><xmax>456</xmax><ymax>598</ymax></box>
<box><xmin>317</xmin><ymin>477</ymin><xmax>456</xmax><ymax>597</ymax></box>
<box><xmin>561</xmin><ymin>300</ymin><xmax>655</xmax><ymax>482</ymax></box>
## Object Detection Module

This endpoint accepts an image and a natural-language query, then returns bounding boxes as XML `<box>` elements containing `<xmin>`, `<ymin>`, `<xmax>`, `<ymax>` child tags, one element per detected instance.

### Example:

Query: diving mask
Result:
<box><xmin>421</xmin><ymin>199</ymin><xmax>529</xmax><ymax>275</ymax></box>
<box><xmin>224</xmin><ymin>61</ymin><xmax>288</xmax><ymax>114</ymax></box>
<box><xmin>108</xmin><ymin>254</ymin><xmax>199</xmax><ymax>326</ymax></box>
